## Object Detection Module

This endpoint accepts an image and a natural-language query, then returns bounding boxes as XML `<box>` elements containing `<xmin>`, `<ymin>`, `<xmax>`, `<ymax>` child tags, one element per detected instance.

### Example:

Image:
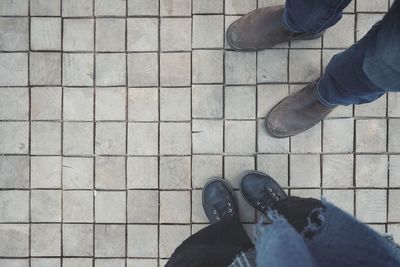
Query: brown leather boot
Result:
<box><xmin>266</xmin><ymin>81</ymin><xmax>335</xmax><ymax>138</ymax></box>
<box><xmin>226</xmin><ymin>5</ymin><xmax>323</xmax><ymax>51</ymax></box>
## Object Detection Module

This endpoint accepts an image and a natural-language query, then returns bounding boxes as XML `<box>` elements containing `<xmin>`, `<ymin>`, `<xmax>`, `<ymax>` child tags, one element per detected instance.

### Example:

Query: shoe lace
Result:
<box><xmin>212</xmin><ymin>202</ymin><xmax>234</xmax><ymax>222</ymax></box>
<box><xmin>256</xmin><ymin>186</ymin><xmax>282</xmax><ymax>211</ymax></box>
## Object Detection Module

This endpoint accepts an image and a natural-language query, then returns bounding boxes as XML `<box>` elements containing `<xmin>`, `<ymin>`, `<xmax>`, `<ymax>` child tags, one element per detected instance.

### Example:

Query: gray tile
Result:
<box><xmin>63</xmin><ymin>224</ymin><xmax>93</xmax><ymax>256</ymax></box>
<box><xmin>63</xmin><ymin>122</ymin><xmax>93</xmax><ymax>155</ymax></box>
<box><xmin>160</xmin><ymin>52</ymin><xmax>191</xmax><ymax>86</ymax></box>
<box><xmin>225</xmin><ymin>51</ymin><xmax>256</xmax><ymax>85</ymax></box>
<box><xmin>95</xmin><ymin>0</ymin><xmax>126</xmax><ymax>15</ymax></box>
<box><xmin>30</xmin><ymin>18</ymin><xmax>61</xmax><ymax>51</ymax></box>
<box><xmin>62</xmin><ymin>0</ymin><xmax>93</xmax><ymax>16</ymax></box>
<box><xmin>128</xmin><ymin>190</ymin><xmax>159</xmax><ymax>223</ymax></box>
<box><xmin>356</xmin><ymin>189</ymin><xmax>387</xmax><ymax>223</ymax></box>
<box><xmin>63</xmin><ymin>191</ymin><xmax>93</xmax><ymax>222</ymax></box>
<box><xmin>95</xmin><ymin>156</ymin><xmax>125</xmax><ymax>189</ymax></box>
<box><xmin>63</xmin><ymin>259</ymin><xmax>92</xmax><ymax>267</ymax></box>
<box><xmin>31</xmin><ymin>156</ymin><xmax>61</xmax><ymax>188</ymax></box>
<box><xmin>357</xmin><ymin>0</ymin><xmax>388</xmax><ymax>11</ymax></box>
<box><xmin>63</xmin><ymin>157</ymin><xmax>94</xmax><ymax>189</ymax></box>
<box><xmin>159</xmin><ymin>225</ymin><xmax>190</xmax><ymax>257</ymax></box>
<box><xmin>63</xmin><ymin>87</ymin><xmax>94</xmax><ymax>121</ymax></box>
<box><xmin>323</xmin><ymin>189</ymin><xmax>354</xmax><ymax>215</ymax></box>
<box><xmin>160</xmin><ymin>156</ymin><xmax>191</xmax><ymax>189</ymax></box>
<box><xmin>160</xmin><ymin>87</ymin><xmax>191</xmax><ymax>121</ymax></box>
<box><xmin>31</xmin><ymin>0</ymin><xmax>60</xmax><ymax>15</ymax></box>
<box><xmin>127</xmin><ymin>18</ymin><xmax>159</xmax><ymax>52</ymax></box>
<box><xmin>257</xmin><ymin>154</ymin><xmax>288</xmax><ymax>187</ymax></box>
<box><xmin>192</xmin><ymin>85</ymin><xmax>223</xmax><ymax>119</ymax></box>
<box><xmin>225</xmin><ymin>0</ymin><xmax>257</xmax><ymax>14</ymax></box>
<box><xmin>289</xmin><ymin>49</ymin><xmax>321</xmax><ymax>82</ymax></box>
<box><xmin>225</xmin><ymin>120</ymin><xmax>256</xmax><ymax>154</ymax></box>
<box><xmin>0</xmin><ymin>259</ymin><xmax>29</xmax><ymax>267</ymax></box>
<box><xmin>63</xmin><ymin>53</ymin><xmax>94</xmax><ymax>86</ymax></box>
<box><xmin>356</xmin><ymin>119</ymin><xmax>386</xmax><ymax>152</ymax></box>
<box><xmin>354</xmin><ymin>95</ymin><xmax>387</xmax><ymax>117</ymax></box>
<box><xmin>31</xmin><ymin>224</ymin><xmax>61</xmax><ymax>256</ymax></box>
<box><xmin>388</xmin><ymin>93</ymin><xmax>400</xmax><ymax>117</ymax></box>
<box><xmin>31</xmin><ymin>122</ymin><xmax>61</xmax><ymax>155</ymax></box>
<box><xmin>0</xmin><ymin>190</ymin><xmax>29</xmax><ymax>222</ymax></box>
<box><xmin>291</xmin><ymin>122</ymin><xmax>321</xmax><ymax>153</ymax></box>
<box><xmin>193</xmin><ymin>15</ymin><xmax>224</xmax><ymax>48</ymax></box>
<box><xmin>161</xmin><ymin>18</ymin><xmax>191</xmax><ymax>51</ymax></box>
<box><xmin>31</xmin><ymin>87</ymin><xmax>62</xmax><ymax>120</ymax></box>
<box><xmin>0</xmin><ymin>0</ymin><xmax>28</xmax><ymax>15</ymax></box>
<box><xmin>95</xmin><ymin>191</ymin><xmax>126</xmax><ymax>223</ymax></box>
<box><xmin>160</xmin><ymin>122</ymin><xmax>191</xmax><ymax>155</ymax></box>
<box><xmin>390</xmin><ymin>155</ymin><xmax>400</xmax><ymax>187</ymax></box>
<box><xmin>225</xmin><ymin>156</ymin><xmax>255</xmax><ymax>188</ymax></box>
<box><xmin>95</xmin><ymin>225</ymin><xmax>125</xmax><ymax>257</ymax></box>
<box><xmin>127</xmin><ymin>157</ymin><xmax>158</xmax><ymax>189</ymax></box>
<box><xmin>31</xmin><ymin>190</ymin><xmax>61</xmax><ymax>222</ymax></box>
<box><xmin>0</xmin><ymin>18</ymin><xmax>29</xmax><ymax>51</ymax></box>
<box><xmin>95</xmin><ymin>259</ymin><xmax>125</xmax><ymax>267</ymax></box>
<box><xmin>257</xmin><ymin>49</ymin><xmax>288</xmax><ymax>83</ymax></box>
<box><xmin>96</xmin><ymin>19</ymin><xmax>125</xmax><ymax>52</ymax></box>
<box><xmin>128</xmin><ymin>53</ymin><xmax>158</xmax><ymax>87</ymax></box>
<box><xmin>128</xmin><ymin>122</ymin><xmax>158</xmax><ymax>155</ymax></box>
<box><xmin>30</xmin><ymin>52</ymin><xmax>61</xmax><ymax>85</ymax></box>
<box><xmin>95</xmin><ymin>87</ymin><xmax>126</xmax><ymax>120</ymax></box>
<box><xmin>257</xmin><ymin>120</ymin><xmax>289</xmax><ymax>153</ymax></box>
<box><xmin>322</xmin><ymin>154</ymin><xmax>353</xmax><ymax>188</ymax></box>
<box><xmin>323</xmin><ymin>14</ymin><xmax>355</xmax><ymax>48</ymax></box>
<box><xmin>160</xmin><ymin>191</ymin><xmax>190</xmax><ymax>223</ymax></box>
<box><xmin>192</xmin><ymin>50</ymin><xmax>224</xmax><ymax>83</ymax></box>
<box><xmin>257</xmin><ymin>84</ymin><xmax>289</xmax><ymax>117</ymax></box>
<box><xmin>31</xmin><ymin>258</ymin><xmax>60</xmax><ymax>267</ymax></box>
<box><xmin>0</xmin><ymin>53</ymin><xmax>28</xmax><ymax>86</ymax></box>
<box><xmin>0</xmin><ymin>156</ymin><xmax>29</xmax><ymax>188</ymax></box>
<box><xmin>192</xmin><ymin>155</ymin><xmax>223</xmax><ymax>188</ymax></box>
<box><xmin>95</xmin><ymin>54</ymin><xmax>126</xmax><ymax>86</ymax></box>
<box><xmin>160</xmin><ymin>0</ymin><xmax>191</xmax><ymax>16</ymax></box>
<box><xmin>95</xmin><ymin>122</ymin><xmax>126</xmax><ymax>155</ymax></box>
<box><xmin>389</xmin><ymin>190</ymin><xmax>400</xmax><ymax>222</ymax></box>
<box><xmin>356</xmin><ymin>155</ymin><xmax>388</xmax><ymax>187</ymax></box>
<box><xmin>127</xmin><ymin>259</ymin><xmax>158</xmax><ymax>267</ymax></box>
<box><xmin>128</xmin><ymin>87</ymin><xmax>159</xmax><ymax>121</ymax></box>
<box><xmin>323</xmin><ymin>118</ymin><xmax>354</xmax><ymax>153</ymax></box>
<box><xmin>389</xmin><ymin>119</ymin><xmax>400</xmax><ymax>152</ymax></box>
<box><xmin>128</xmin><ymin>0</ymin><xmax>159</xmax><ymax>15</ymax></box>
<box><xmin>192</xmin><ymin>120</ymin><xmax>223</xmax><ymax>154</ymax></box>
<box><xmin>290</xmin><ymin>155</ymin><xmax>321</xmax><ymax>187</ymax></box>
<box><xmin>128</xmin><ymin>225</ymin><xmax>158</xmax><ymax>257</ymax></box>
<box><xmin>291</xmin><ymin>36</ymin><xmax>321</xmax><ymax>49</ymax></box>
<box><xmin>0</xmin><ymin>87</ymin><xmax>29</xmax><ymax>120</ymax></box>
<box><xmin>192</xmin><ymin>190</ymin><xmax>208</xmax><ymax>223</ymax></box>
<box><xmin>225</xmin><ymin>86</ymin><xmax>256</xmax><ymax>119</ymax></box>
<box><xmin>193</xmin><ymin>0</ymin><xmax>223</xmax><ymax>13</ymax></box>
<box><xmin>0</xmin><ymin>122</ymin><xmax>29</xmax><ymax>154</ymax></box>
<box><xmin>0</xmin><ymin>224</ymin><xmax>29</xmax><ymax>257</ymax></box>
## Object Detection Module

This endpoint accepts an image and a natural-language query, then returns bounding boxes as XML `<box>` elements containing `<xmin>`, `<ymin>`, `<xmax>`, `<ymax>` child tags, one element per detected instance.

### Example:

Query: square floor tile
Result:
<box><xmin>160</xmin><ymin>156</ymin><xmax>191</xmax><ymax>189</ymax></box>
<box><xmin>225</xmin><ymin>120</ymin><xmax>256</xmax><ymax>154</ymax></box>
<box><xmin>225</xmin><ymin>0</ymin><xmax>257</xmax><ymax>14</ymax></box>
<box><xmin>95</xmin><ymin>225</ymin><xmax>125</xmax><ymax>257</ymax></box>
<box><xmin>356</xmin><ymin>189</ymin><xmax>387</xmax><ymax>223</ymax></box>
<box><xmin>95</xmin><ymin>259</ymin><xmax>125</xmax><ymax>267</ymax></box>
<box><xmin>127</xmin><ymin>259</ymin><xmax>158</xmax><ymax>267</ymax></box>
<box><xmin>31</xmin><ymin>122</ymin><xmax>61</xmax><ymax>155</ymax></box>
<box><xmin>322</xmin><ymin>154</ymin><xmax>353</xmax><ymax>188</ymax></box>
<box><xmin>0</xmin><ymin>224</ymin><xmax>29</xmax><ymax>257</ymax></box>
<box><xmin>31</xmin><ymin>0</ymin><xmax>60</xmax><ymax>15</ymax></box>
<box><xmin>257</xmin><ymin>84</ymin><xmax>289</xmax><ymax>117</ymax></box>
<box><xmin>95</xmin><ymin>54</ymin><xmax>126</xmax><ymax>86</ymax></box>
<box><xmin>389</xmin><ymin>190</ymin><xmax>400</xmax><ymax>222</ymax></box>
<box><xmin>63</xmin><ymin>122</ymin><xmax>93</xmax><ymax>155</ymax></box>
<box><xmin>0</xmin><ymin>18</ymin><xmax>29</xmax><ymax>51</ymax></box>
<box><xmin>0</xmin><ymin>191</ymin><xmax>29</xmax><ymax>222</ymax></box>
<box><xmin>128</xmin><ymin>0</ymin><xmax>158</xmax><ymax>15</ymax></box>
<box><xmin>0</xmin><ymin>259</ymin><xmax>29</xmax><ymax>267</ymax></box>
<box><xmin>0</xmin><ymin>122</ymin><xmax>29</xmax><ymax>154</ymax></box>
<box><xmin>31</xmin><ymin>190</ymin><xmax>61</xmax><ymax>222</ymax></box>
<box><xmin>128</xmin><ymin>53</ymin><xmax>158</xmax><ymax>86</ymax></box>
<box><xmin>63</xmin><ymin>191</ymin><xmax>93</xmax><ymax>222</ymax></box>
<box><xmin>127</xmin><ymin>18</ymin><xmax>158</xmax><ymax>52</ymax></box>
<box><xmin>128</xmin><ymin>225</ymin><xmax>158</xmax><ymax>257</ymax></box>
<box><xmin>388</xmin><ymin>93</ymin><xmax>400</xmax><ymax>117</ymax></box>
<box><xmin>128</xmin><ymin>122</ymin><xmax>158</xmax><ymax>155</ymax></box>
<box><xmin>192</xmin><ymin>155</ymin><xmax>223</xmax><ymax>188</ymax></box>
<box><xmin>63</xmin><ymin>157</ymin><xmax>93</xmax><ymax>189</ymax></box>
<box><xmin>225</xmin><ymin>51</ymin><xmax>256</xmax><ymax>85</ymax></box>
<box><xmin>291</xmin><ymin>123</ymin><xmax>321</xmax><ymax>153</ymax></box>
<box><xmin>161</xmin><ymin>18</ymin><xmax>191</xmax><ymax>51</ymax></box>
<box><xmin>31</xmin><ymin>258</ymin><xmax>60</xmax><ymax>267</ymax></box>
<box><xmin>356</xmin><ymin>155</ymin><xmax>388</xmax><ymax>187</ymax></box>
<box><xmin>224</xmin><ymin>156</ymin><xmax>255</xmax><ymax>188</ymax></box>
<box><xmin>356</xmin><ymin>119</ymin><xmax>386</xmax><ymax>152</ymax></box>
<box><xmin>95</xmin><ymin>191</ymin><xmax>126</xmax><ymax>223</ymax></box>
<box><xmin>0</xmin><ymin>53</ymin><xmax>28</xmax><ymax>86</ymax></box>
<box><xmin>128</xmin><ymin>190</ymin><xmax>159</xmax><ymax>223</ymax></box>
<box><xmin>96</xmin><ymin>87</ymin><xmax>126</xmax><ymax>120</ymax></box>
<box><xmin>257</xmin><ymin>120</ymin><xmax>289</xmax><ymax>153</ymax></box>
<box><xmin>63</xmin><ymin>53</ymin><xmax>94</xmax><ymax>86</ymax></box>
<box><xmin>323</xmin><ymin>118</ymin><xmax>354</xmax><ymax>152</ymax></box>
<box><xmin>160</xmin><ymin>0</ymin><xmax>191</xmax><ymax>16</ymax></box>
<box><xmin>128</xmin><ymin>87</ymin><xmax>159</xmax><ymax>121</ymax></box>
<box><xmin>95</xmin><ymin>0</ymin><xmax>126</xmax><ymax>15</ymax></box>
<box><xmin>95</xmin><ymin>122</ymin><xmax>126</xmax><ymax>155</ymax></box>
<box><xmin>0</xmin><ymin>87</ymin><xmax>29</xmax><ymax>120</ymax></box>
<box><xmin>160</xmin><ymin>122</ymin><xmax>191</xmax><ymax>155</ymax></box>
<box><xmin>192</xmin><ymin>120</ymin><xmax>223</xmax><ymax>154</ymax></box>
<box><xmin>160</xmin><ymin>52</ymin><xmax>191</xmax><ymax>86</ymax></box>
<box><xmin>289</xmin><ymin>49</ymin><xmax>321</xmax><ymax>82</ymax></box>
<box><xmin>30</xmin><ymin>18</ymin><xmax>61</xmax><ymax>50</ymax></box>
<box><xmin>193</xmin><ymin>15</ymin><xmax>224</xmax><ymax>48</ymax></box>
<box><xmin>323</xmin><ymin>14</ymin><xmax>355</xmax><ymax>48</ymax></box>
<box><xmin>290</xmin><ymin>155</ymin><xmax>321</xmax><ymax>187</ymax></box>
<box><xmin>63</xmin><ymin>224</ymin><xmax>93</xmax><ymax>256</ymax></box>
<box><xmin>193</xmin><ymin>0</ymin><xmax>223</xmax><ymax>13</ymax></box>
<box><xmin>63</xmin><ymin>87</ymin><xmax>94</xmax><ymax>121</ymax></box>
<box><xmin>159</xmin><ymin>225</ymin><xmax>190</xmax><ymax>258</ymax></box>
<box><xmin>30</xmin><ymin>52</ymin><xmax>61</xmax><ymax>85</ymax></box>
<box><xmin>31</xmin><ymin>87</ymin><xmax>62</xmax><ymax>120</ymax></box>
<box><xmin>96</xmin><ymin>19</ymin><xmax>125</xmax><ymax>52</ymax></box>
<box><xmin>192</xmin><ymin>50</ymin><xmax>224</xmax><ymax>83</ymax></box>
<box><xmin>357</xmin><ymin>0</ymin><xmax>388</xmax><ymax>11</ymax></box>
<box><xmin>95</xmin><ymin>156</ymin><xmax>125</xmax><ymax>189</ymax></box>
<box><xmin>192</xmin><ymin>190</ymin><xmax>208</xmax><ymax>223</ymax></box>
<box><xmin>323</xmin><ymin>189</ymin><xmax>354</xmax><ymax>215</ymax></box>
<box><xmin>127</xmin><ymin>157</ymin><xmax>158</xmax><ymax>189</ymax></box>
<box><xmin>160</xmin><ymin>87</ymin><xmax>191</xmax><ymax>121</ymax></box>
<box><xmin>354</xmin><ymin>95</ymin><xmax>386</xmax><ymax>117</ymax></box>
<box><xmin>225</xmin><ymin>86</ymin><xmax>256</xmax><ymax>119</ymax></box>
<box><xmin>31</xmin><ymin>224</ymin><xmax>61</xmax><ymax>256</ymax></box>
<box><xmin>160</xmin><ymin>191</ymin><xmax>190</xmax><ymax>223</ymax></box>
<box><xmin>257</xmin><ymin>154</ymin><xmax>288</xmax><ymax>187</ymax></box>
<box><xmin>192</xmin><ymin>85</ymin><xmax>223</xmax><ymax>119</ymax></box>
<box><xmin>62</xmin><ymin>0</ymin><xmax>93</xmax><ymax>16</ymax></box>
<box><xmin>31</xmin><ymin>156</ymin><xmax>61</xmax><ymax>188</ymax></box>
<box><xmin>390</xmin><ymin>155</ymin><xmax>400</xmax><ymax>187</ymax></box>
<box><xmin>389</xmin><ymin>119</ymin><xmax>400</xmax><ymax>152</ymax></box>
<box><xmin>257</xmin><ymin>49</ymin><xmax>288</xmax><ymax>83</ymax></box>
<box><xmin>0</xmin><ymin>156</ymin><xmax>29</xmax><ymax>188</ymax></box>
<box><xmin>64</xmin><ymin>258</ymin><xmax>92</xmax><ymax>267</ymax></box>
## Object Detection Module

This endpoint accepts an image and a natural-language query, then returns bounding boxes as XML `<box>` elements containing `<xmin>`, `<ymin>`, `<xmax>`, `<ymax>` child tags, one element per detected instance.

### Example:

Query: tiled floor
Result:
<box><xmin>0</xmin><ymin>0</ymin><xmax>400</xmax><ymax>266</ymax></box>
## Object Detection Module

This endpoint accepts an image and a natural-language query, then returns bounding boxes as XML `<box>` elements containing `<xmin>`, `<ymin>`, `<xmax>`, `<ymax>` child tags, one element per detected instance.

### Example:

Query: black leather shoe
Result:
<box><xmin>202</xmin><ymin>178</ymin><xmax>238</xmax><ymax>224</ymax></box>
<box><xmin>240</xmin><ymin>171</ymin><xmax>288</xmax><ymax>214</ymax></box>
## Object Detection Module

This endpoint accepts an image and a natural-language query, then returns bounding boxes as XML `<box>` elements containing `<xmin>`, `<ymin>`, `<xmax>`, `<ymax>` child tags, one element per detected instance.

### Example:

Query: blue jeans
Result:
<box><xmin>284</xmin><ymin>0</ymin><xmax>400</xmax><ymax>106</ymax></box>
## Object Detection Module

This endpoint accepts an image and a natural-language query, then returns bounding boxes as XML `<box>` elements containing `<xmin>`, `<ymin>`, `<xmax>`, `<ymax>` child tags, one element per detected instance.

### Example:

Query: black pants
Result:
<box><xmin>165</xmin><ymin>218</ymin><xmax>254</xmax><ymax>267</ymax></box>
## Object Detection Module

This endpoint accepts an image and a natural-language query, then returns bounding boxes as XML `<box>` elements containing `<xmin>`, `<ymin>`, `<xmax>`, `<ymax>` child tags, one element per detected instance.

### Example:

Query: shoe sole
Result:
<box><xmin>239</xmin><ymin>170</ymin><xmax>288</xmax><ymax>214</ymax></box>
<box><xmin>201</xmin><ymin>177</ymin><xmax>238</xmax><ymax>216</ymax></box>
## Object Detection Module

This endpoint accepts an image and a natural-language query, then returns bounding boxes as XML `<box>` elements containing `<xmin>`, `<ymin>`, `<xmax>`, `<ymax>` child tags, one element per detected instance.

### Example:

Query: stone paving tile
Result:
<box><xmin>0</xmin><ymin>1</ymin><xmax>398</xmax><ymax>263</ymax></box>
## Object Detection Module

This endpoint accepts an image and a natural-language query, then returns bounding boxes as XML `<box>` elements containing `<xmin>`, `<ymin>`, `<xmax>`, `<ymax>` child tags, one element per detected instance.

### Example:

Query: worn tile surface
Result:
<box><xmin>0</xmin><ymin>0</ymin><xmax>398</xmax><ymax>265</ymax></box>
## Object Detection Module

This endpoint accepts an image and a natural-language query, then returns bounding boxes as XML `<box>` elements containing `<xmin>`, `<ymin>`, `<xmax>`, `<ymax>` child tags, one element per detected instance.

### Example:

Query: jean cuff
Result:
<box><xmin>282</xmin><ymin>8</ymin><xmax>302</xmax><ymax>33</ymax></box>
<box><xmin>315</xmin><ymin>80</ymin><xmax>338</xmax><ymax>108</ymax></box>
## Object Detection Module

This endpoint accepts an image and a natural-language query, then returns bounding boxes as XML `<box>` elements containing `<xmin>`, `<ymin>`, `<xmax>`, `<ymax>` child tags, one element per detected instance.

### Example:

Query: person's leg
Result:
<box><xmin>165</xmin><ymin>178</ymin><xmax>254</xmax><ymax>267</ymax></box>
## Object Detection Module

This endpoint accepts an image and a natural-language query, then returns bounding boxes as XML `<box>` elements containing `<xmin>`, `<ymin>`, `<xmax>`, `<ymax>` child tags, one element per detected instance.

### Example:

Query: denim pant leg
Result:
<box><xmin>284</xmin><ymin>0</ymin><xmax>352</xmax><ymax>34</ymax></box>
<box><xmin>317</xmin><ymin>0</ymin><xmax>400</xmax><ymax>106</ymax></box>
